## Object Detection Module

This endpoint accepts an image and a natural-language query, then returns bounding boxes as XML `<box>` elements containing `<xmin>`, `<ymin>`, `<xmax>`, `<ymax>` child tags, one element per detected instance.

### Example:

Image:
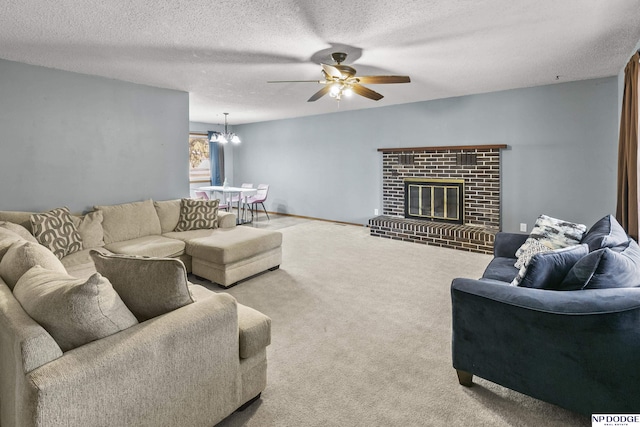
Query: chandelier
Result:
<box><xmin>210</xmin><ymin>113</ymin><xmax>241</xmax><ymax>144</ymax></box>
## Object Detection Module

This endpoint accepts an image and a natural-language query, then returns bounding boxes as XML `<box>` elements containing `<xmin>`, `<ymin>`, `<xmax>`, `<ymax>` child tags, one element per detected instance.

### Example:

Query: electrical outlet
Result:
<box><xmin>374</xmin><ymin>209</ymin><xmax>379</xmax><ymax>216</ymax></box>
<box><xmin>520</xmin><ymin>223</ymin><xmax>527</xmax><ymax>232</ymax></box>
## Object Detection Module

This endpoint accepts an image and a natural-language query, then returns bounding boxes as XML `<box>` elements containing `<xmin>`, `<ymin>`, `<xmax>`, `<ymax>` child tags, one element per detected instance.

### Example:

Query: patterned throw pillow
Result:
<box><xmin>30</xmin><ymin>207</ymin><xmax>83</xmax><ymax>259</ymax></box>
<box><xmin>514</xmin><ymin>214</ymin><xmax>586</xmax><ymax>269</ymax></box>
<box><xmin>514</xmin><ymin>239</ymin><xmax>551</xmax><ymax>269</ymax></box>
<box><xmin>174</xmin><ymin>198</ymin><xmax>219</xmax><ymax>232</ymax></box>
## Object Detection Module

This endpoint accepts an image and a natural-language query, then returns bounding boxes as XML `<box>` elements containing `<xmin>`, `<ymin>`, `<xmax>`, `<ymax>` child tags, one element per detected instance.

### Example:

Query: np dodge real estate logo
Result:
<box><xmin>592</xmin><ymin>414</ymin><xmax>640</xmax><ymax>427</ymax></box>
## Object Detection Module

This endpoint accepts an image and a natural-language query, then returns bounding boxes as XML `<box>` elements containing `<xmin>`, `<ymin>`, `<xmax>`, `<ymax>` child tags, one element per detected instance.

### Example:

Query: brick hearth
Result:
<box><xmin>369</xmin><ymin>144</ymin><xmax>506</xmax><ymax>255</ymax></box>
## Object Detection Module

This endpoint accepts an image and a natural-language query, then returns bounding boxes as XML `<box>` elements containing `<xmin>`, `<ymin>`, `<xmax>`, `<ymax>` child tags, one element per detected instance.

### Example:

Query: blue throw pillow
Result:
<box><xmin>560</xmin><ymin>239</ymin><xmax>640</xmax><ymax>290</ymax></box>
<box><xmin>513</xmin><ymin>244</ymin><xmax>589</xmax><ymax>289</ymax></box>
<box><xmin>580</xmin><ymin>215</ymin><xmax>629</xmax><ymax>252</ymax></box>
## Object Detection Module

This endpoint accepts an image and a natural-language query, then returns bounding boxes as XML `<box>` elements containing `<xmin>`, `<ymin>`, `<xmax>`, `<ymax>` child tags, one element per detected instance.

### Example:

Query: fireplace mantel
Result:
<box><xmin>377</xmin><ymin>144</ymin><xmax>507</xmax><ymax>153</ymax></box>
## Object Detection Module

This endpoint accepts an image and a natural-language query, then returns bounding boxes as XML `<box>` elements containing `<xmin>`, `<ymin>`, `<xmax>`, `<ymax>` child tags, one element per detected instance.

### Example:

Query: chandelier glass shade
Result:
<box><xmin>210</xmin><ymin>113</ymin><xmax>241</xmax><ymax>144</ymax></box>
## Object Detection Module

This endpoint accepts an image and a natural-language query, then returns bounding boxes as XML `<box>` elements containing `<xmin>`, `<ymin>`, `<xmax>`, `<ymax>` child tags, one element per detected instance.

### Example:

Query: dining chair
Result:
<box><xmin>246</xmin><ymin>184</ymin><xmax>269</xmax><ymax>221</ymax></box>
<box><xmin>230</xmin><ymin>183</ymin><xmax>253</xmax><ymax>203</ymax></box>
<box><xmin>230</xmin><ymin>183</ymin><xmax>253</xmax><ymax>218</ymax></box>
<box><xmin>194</xmin><ymin>191</ymin><xmax>228</xmax><ymax>211</ymax></box>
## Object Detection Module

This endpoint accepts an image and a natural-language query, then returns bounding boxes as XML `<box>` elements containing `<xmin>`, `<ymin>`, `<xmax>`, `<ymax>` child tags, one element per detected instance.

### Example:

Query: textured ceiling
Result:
<box><xmin>1</xmin><ymin>0</ymin><xmax>640</xmax><ymax>124</ymax></box>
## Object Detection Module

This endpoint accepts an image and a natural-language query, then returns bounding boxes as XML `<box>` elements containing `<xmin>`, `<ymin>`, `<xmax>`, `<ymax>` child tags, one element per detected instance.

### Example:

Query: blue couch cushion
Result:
<box><xmin>560</xmin><ymin>239</ymin><xmax>640</xmax><ymax>290</ymax></box>
<box><xmin>482</xmin><ymin>257</ymin><xmax>519</xmax><ymax>282</ymax></box>
<box><xmin>512</xmin><ymin>244</ymin><xmax>589</xmax><ymax>289</ymax></box>
<box><xmin>580</xmin><ymin>215</ymin><xmax>629</xmax><ymax>252</ymax></box>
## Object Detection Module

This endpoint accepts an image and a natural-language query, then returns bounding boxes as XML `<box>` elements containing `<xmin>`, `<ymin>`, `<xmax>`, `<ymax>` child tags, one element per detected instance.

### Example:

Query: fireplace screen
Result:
<box><xmin>404</xmin><ymin>178</ymin><xmax>464</xmax><ymax>224</ymax></box>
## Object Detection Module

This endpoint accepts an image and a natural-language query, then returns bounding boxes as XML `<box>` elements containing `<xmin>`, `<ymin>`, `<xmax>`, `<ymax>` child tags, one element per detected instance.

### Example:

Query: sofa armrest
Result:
<box><xmin>218</xmin><ymin>211</ymin><xmax>236</xmax><ymax>229</ymax></box>
<box><xmin>492</xmin><ymin>232</ymin><xmax>528</xmax><ymax>258</ymax></box>
<box><xmin>23</xmin><ymin>293</ymin><xmax>242</xmax><ymax>427</ymax></box>
<box><xmin>451</xmin><ymin>278</ymin><xmax>640</xmax><ymax>414</ymax></box>
<box><xmin>0</xmin><ymin>280</ymin><xmax>62</xmax><ymax>374</ymax></box>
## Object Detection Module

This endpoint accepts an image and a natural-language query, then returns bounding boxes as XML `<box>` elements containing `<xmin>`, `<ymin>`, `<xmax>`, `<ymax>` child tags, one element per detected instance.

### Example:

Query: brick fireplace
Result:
<box><xmin>368</xmin><ymin>144</ymin><xmax>507</xmax><ymax>254</ymax></box>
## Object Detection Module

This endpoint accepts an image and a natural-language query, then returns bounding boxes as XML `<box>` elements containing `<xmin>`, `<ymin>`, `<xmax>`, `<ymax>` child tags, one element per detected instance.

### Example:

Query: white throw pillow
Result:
<box><xmin>514</xmin><ymin>214</ymin><xmax>587</xmax><ymax>269</ymax></box>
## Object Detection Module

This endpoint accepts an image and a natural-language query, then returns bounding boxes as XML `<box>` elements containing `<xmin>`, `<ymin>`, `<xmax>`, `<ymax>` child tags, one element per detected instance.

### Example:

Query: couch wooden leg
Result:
<box><xmin>456</xmin><ymin>369</ymin><xmax>473</xmax><ymax>387</ymax></box>
<box><xmin>236</xmin><ymin>393</ymin><xmax>261</xmax><ymax>412</ymax></box>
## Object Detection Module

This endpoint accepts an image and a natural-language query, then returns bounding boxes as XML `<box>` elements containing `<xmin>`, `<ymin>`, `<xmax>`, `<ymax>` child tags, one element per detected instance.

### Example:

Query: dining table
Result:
<box><xmin>197</xmin><ymin>185</ymin><xmax>257</xmax><ymax>224</ymax></box>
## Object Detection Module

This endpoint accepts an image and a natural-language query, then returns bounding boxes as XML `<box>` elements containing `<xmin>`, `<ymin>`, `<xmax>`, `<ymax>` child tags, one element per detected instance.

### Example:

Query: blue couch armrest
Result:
<box><xmin>492</xmin><ymin>232</ymin><xmax>528</xmax><ymax>258</ymax></box>
<box><xmin>451</xmin><ymin>277</ymin><xmax>640</xmax><ymax>415</ymax></box>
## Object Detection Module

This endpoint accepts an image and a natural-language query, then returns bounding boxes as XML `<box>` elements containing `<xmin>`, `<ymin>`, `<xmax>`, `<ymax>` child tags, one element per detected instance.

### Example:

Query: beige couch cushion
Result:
<box><xmin>30</xmin><ymin>207</ymin><xmax>83</xmax><ymax>259</ymax></box>
<box><xmin>154</xmin><ymin>199</ymin><xmax>181</xmax><ymax>233</ymax></box>
<box><xmin>105</xmin><ymin>235</ymin><xmax>185</xmax><ymax>258</ymax></box>
<box><xmin>94</xmin><ymin>200</ymin><xmax>162</xmax><ymax>244</ymax></box>
<box><xmin>186</xmin><ymin>227</ymin><xmax>283</xmax><ymax>264</ymax></box>
<box><xmin>0</xmin><ymin>227</ymin><xmax>26</xmax><ymax>260</ymax></box>
<box><xmin>91</xmin><ymin>251</ymin><xmax>194</xmax><ymax>321</ymax></box>
<box><xmin>0</xmin><ymin>241</ymin><xmax>67</xmax><ymax>290</ymax></box>
<box><xmin>13</xmin><ymin>266</ymin><xmax>138</xmax><ymax>352</ymax></box>
<box><xmin>163</xmin><ymin>228</ymin><xmax>217</xmax><ymax>241</ymax></box>
<box><xmin>175</xmin><ymin>198</ymin><xmax>219</xmax><ymax>231</ymax></box>
<box><xmin>71</xmin><ymin>210</ymin><xmax>105</xmax><ymax>248</ymax></box>
<box><xmin>0</xmin><ymin>221</ymin><xmax>38</xmax><ymax>243</ymax></box>
<box><xmin>0</xmin><ymin>211</ymin><xmax>35</xmax><ymax>232</ymax></box>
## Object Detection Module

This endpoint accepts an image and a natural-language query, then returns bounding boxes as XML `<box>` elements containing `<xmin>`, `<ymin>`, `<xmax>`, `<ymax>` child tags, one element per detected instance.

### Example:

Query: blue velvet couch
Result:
<box><xmin>451</xmin><ymin>218</ymin><xmax>640</xmax><ymax>415</ymax></box>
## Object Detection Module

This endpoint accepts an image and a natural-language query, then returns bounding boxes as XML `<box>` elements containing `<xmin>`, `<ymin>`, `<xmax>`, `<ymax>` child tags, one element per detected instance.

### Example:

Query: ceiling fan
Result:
<box><xmin>268</xmin><ymin>52</ymin><xmax>411</xmax><ymax>102</ymax></box>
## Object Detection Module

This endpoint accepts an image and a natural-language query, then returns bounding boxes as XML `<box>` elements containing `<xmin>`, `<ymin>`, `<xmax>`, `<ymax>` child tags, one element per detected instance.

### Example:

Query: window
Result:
<box><xmin>189</xmin><ymin>133</ymin><xmax>210</xmax><ymax>184</ymax></box>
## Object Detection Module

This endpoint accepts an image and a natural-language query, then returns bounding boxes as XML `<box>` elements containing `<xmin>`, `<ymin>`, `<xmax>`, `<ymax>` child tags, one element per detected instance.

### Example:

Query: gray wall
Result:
<box><xmin>234</xmin><ymin>77</ymin><xmax>618</xmax><ymax>232</ymax></box>
<box><xmin>0</xmin><ymin>59</ymin><xmax>189</xmax><ymax>213</ymax></box>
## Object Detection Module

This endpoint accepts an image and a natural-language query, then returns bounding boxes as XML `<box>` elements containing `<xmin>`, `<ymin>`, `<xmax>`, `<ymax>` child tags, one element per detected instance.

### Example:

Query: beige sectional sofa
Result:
<box><xmin>0</xmin><ymin>199</ymin><xmax>280</xmax><ymax>426</ymax></box>
<box><xmin>1</xmin><ymin>198</ymin><xmax>283</xmax><ymax>287</ymax></box>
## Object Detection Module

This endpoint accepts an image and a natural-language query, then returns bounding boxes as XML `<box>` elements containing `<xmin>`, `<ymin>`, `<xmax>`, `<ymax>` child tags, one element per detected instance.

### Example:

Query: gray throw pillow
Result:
<box><xmin>174</xmin><ymin>198</ymin><xmax>219</xmax><ymax>232</ymax></box>
<box><xmin>511</xmin><ymin>244</ymin><xmax>589</xmax><ymax>288</ymax></box>
<box><xmin>580</xmin><ymin>214</ymin><xmax>629</xmax><ymax>252</ymax></box>
<box><xmin>90</xmin><ymin>250</ymin><xmax>194</xmax><ymax>322</ymax></box>
<box><xmin>0</xmin><ymin>240</ymin><xmax>67</xmax><ymax>290</ymax></box>
<box><xmin>560</xmin><ymin>239</ymin><xmax>640</xmax><ymax>290</ymax></box>
<box><xmin>13</xmin><ymin>265</ymin><xmax>138</xmax><ymax>352</ymax></box>
<box><xmin>30</xmin><ymin>207</ymin><xmax>83</xmax><ymax>259</ymax></box>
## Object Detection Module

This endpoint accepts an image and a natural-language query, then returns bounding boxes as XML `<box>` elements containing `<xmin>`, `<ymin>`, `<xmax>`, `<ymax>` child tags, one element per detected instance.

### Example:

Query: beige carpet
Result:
<box><xmin>192</xmin><ymin>220</ymin><xmax>590</xmax><ymax>427</ymax></box>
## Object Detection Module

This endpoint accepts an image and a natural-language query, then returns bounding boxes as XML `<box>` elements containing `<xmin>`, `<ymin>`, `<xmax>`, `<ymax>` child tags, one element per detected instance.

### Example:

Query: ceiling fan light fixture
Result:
<box><xmin>269</xmin><ymin>51</ymin><xmax>410</xmax><ymax>103</ymax></box>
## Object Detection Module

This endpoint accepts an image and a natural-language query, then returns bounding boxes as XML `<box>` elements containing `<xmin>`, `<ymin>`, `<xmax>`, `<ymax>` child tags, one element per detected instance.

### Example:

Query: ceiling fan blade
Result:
<box><xmin>352</xmin><ymin>84</ymin><xmax>384</xmax><ymax>101</ymax></box>
<box><xmin>322</xmin><ymin>63</ymin><xmax>343</xmax><ymax>79</ymax></box>
<box><xmin>307</xmin><ymin>85</ymin><xmax>331</xmax><ymax>102</ymax></box>
<box><xmin>268</xmin><ymin>80</ymin><xmax>322</xmax><ymax>83</ymax></box>
<box><xmin>357</xmin><ymin>75</ymin><xmax>411</xmax><ymax>84</ymax></box>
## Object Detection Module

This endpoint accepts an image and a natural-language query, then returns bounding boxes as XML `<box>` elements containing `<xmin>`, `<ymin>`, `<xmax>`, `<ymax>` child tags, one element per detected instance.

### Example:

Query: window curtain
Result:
<box><xmin>616</xmin><ymin>51</ymin><xmax>639</xmax><ymax>241</ymax></box>
<box><xmin>207</xmin><ymin>131</ymin><xmax>226</xmax><ymax>186</ymax></box>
